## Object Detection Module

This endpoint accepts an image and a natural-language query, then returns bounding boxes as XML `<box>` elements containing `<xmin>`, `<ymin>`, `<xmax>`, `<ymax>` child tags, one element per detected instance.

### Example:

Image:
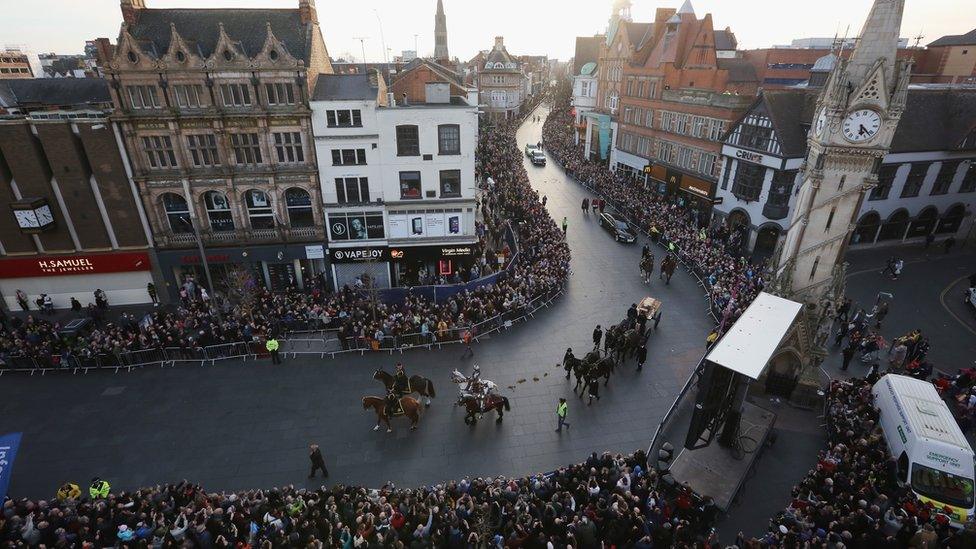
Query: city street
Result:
<box><xmin>0</xmin><ymin>108</ymin><xmax>714</xmax><ymax>498</ymax></box>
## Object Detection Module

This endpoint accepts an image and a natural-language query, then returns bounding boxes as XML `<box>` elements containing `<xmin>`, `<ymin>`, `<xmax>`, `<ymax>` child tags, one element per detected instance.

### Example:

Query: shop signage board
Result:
<box><xmin>0</xmin><ymin>252</ymin><xmax>151</xmax><ymax>278</ymax></box>
<box><xmin>329</xmin><ymin>246</ymin><xmax>389</xmax><ymax>263</ymax></box>
<box><xmin>389</xmin><ymin>212</ymin><xmax>463</xmax><ymax>239</ymax></box>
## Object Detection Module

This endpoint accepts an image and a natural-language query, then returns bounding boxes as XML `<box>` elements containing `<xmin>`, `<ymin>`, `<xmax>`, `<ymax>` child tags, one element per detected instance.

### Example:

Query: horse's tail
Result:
<box><xmin>502</xmin><ymin>396</ymin><xmax>511</xmax><ymax>411</ymax></box>
<box><xmin>426</xmin><ymin>378</ymin><xmax>436</xmax><ymax>398</ymax></box>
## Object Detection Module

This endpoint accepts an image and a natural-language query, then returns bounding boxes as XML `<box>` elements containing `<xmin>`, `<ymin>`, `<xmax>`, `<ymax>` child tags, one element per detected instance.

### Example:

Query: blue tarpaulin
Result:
<box><xmin>0</xmin><ymin>433</ymin><xmax>22</xmax><ymax>501</ymax></box>
<box><xmin>587</xmin><ymin>113</ymin><xmax>613</xmax><ymax>160</ymax></box>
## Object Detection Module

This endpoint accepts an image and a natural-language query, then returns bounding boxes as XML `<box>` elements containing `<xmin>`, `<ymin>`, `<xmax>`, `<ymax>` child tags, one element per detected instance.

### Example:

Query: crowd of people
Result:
<box><xmin>2</xmin><ymin>449</ymin><xmax>732</xmax><ymax>547</ymax></box>
<box><xmin>752</xmin><ymin>377</ymin><xmax>976</xmax><ymax>547</ymax></box>
<box><xmin>0</xmin><ymin>115</ymin><xmax>570</xmax><ymax>370</ymax></box>
<box><xmin>541</xmin><ymin>93</ymin><xmax>764</xmax><ymax>330</ymax></box>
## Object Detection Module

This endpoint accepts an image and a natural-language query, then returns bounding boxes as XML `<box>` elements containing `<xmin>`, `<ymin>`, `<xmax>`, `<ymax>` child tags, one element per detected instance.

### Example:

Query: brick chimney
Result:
<box><xmin>93</xmin><ymin>38</ymin><xmax>116</xmax><ymax>65</ymax></box>
<box><xmin>299</xmin><ymin>0</ymin><xmax>318</xmax><ymax>24</ymax></box>
<box><xmin>121</xmin><ymin>0</ymin><xmax>146</xmax><ymax>26</ymax></box>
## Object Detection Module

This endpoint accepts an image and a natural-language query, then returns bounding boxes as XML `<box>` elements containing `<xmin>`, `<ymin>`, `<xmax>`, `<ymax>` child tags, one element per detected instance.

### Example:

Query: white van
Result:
<box><xmin>872</xmin><ymin>374</ymin><xmax>976</xmax><ymax>523</ymax></box>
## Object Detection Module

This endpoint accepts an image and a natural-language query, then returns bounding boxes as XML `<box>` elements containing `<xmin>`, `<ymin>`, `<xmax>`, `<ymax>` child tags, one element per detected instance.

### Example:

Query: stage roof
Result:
<box><xmin>705</xmin><ymin>292</ymin><xmax>803</xmax><ymax>380</ymax></box>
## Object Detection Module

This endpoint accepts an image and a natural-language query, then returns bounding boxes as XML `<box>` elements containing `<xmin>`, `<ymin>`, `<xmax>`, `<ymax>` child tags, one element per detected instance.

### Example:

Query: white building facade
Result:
<box><xmin>311</xmin><ymin>74</ymin><xmax>479</xmax><ymax>290</ymax></box>
<box><xmin>572</xmin><ymin>63</ymin><xmax>598</xmax><ymax>145</ymax></box>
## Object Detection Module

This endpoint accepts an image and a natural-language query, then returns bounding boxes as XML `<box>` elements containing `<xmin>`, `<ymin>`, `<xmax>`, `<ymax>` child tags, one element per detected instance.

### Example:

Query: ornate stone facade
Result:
<box><xmin>102</xmin><ymin>0</ymin><xmax>333</xmax><ymax>249</ymax></box>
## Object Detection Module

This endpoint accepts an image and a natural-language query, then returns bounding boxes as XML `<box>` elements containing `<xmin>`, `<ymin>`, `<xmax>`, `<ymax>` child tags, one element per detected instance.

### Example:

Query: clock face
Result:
<box><xmin>815</xmin><ymin>108</ymin><xmax>828</xmax><ymax>137</ymax></box>
<box><xmin>14</xmin><ymin>209</ymin><xmax>39</xmax><ymax>229</ymax></box>
<box><xmin>35</xmin><ymin>204</ymin><xmax>54</xmax><ymax>226</ymax></box>
<box><xmin>842</xmin><ymin>109</ymin><xmax>882</xmax><ymax>143</ymax></box>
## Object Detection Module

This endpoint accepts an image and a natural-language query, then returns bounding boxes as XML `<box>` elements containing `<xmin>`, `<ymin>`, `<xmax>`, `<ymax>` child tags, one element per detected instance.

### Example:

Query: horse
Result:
<box><xmin>362</xmin><ymin>395</ymin><xmax>422</xmax><ymax>433</ymax></box>
<box><xmin>373</xmin><ymin>368</ymin><xmax>436</xmax><ymax>406</ymax></box>
<box><xmin>573</xmin><ymin>350</ymin><xmax>603</xmax><ymax>393</ymax></box>
<box><xmin>617</xmin><ymin>328</ymin><xmax>640</xmax><ymax>361</ymax></box>
<box><xmin>660</xmin><ymin>255</ymin><xmax>677</xmax><ymax>285</ymax></box>
<box><xmin>585</xmin><ymin>356</ymin><xmax>617</xmax><ymax>387</ymax></box>
<box><xmin>458</xmin><ymin>393</ymin><xmax>510</xmax><ymax>424</ymax></box>
<box><xmin>639</xmin><ymin>255</ymin><xmax>655</xmax><ymax>284</ymax></box>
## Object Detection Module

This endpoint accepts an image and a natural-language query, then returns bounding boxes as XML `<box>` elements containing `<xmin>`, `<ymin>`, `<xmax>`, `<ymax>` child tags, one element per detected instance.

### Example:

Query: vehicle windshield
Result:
<box><xmin>911</xmin><ymin>462</ymin><xmax>975</xmax><ymax>509</ymax></box>
<box><xmin>615</xmin><ymin>221</ymin><xmax>630</xmax><ymax>231</ymax></box>
<box><xmin>532</xmin><ymin>152</ymin><xmax>545</xmax><ymax>158</ymax></box>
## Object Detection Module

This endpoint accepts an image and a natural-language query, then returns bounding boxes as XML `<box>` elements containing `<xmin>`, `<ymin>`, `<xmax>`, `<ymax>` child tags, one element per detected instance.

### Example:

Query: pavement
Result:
<box><xmin>0</xmin><ymin>107</ymin><xmax>715</xmax><ymax>499</ymax></box>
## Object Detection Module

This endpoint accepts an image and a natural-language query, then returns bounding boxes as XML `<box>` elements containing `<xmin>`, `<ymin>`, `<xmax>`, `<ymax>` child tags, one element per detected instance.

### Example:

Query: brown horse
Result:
<box><xmin>458</xmin><ymin>393</ymin><xmax>510</xmax><ymax>424</ymax></box>
<box><xmin>372</xmin><ymin>368</ymin><xmax>436</xmax><ymax>406</ymax></box>
<box><xmin>660</xmin><ymin>255</ymin><xmax>677</xmax><ymax>285</ymax></box>
<box><xmin>362</xmin><ymin>395</ymin><xmax>422</xmax><ymax>432</ymax></box>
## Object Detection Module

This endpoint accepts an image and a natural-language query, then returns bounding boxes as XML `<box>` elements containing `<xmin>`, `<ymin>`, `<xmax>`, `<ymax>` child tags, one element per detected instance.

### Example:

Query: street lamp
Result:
<box><xmin>179</xmin><ymin>215</ymin><xmax>223</xmax><ymax>324</ymax></box>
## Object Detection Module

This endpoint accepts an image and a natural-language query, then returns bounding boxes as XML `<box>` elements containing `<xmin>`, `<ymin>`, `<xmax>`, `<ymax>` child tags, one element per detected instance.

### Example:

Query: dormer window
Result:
<box><xmin>494</xmin><ymin>62</ymin><xmax>503</xmax><ymax>69</ymax></box>
<box><xmin>127</xmin><ymin>51</ymin><xmax>138</xmax><ymax>63</ymax></box>
<box><xmin>484</xmin><ymin>62</ymin><xmax>491</xmax><ymax>70</ymax></box>
<box><xmin>223</xmin><ymin>49</ymin><xmax>233</xmax><ymax>61</ymax></box>
<box><xmin>176</xmin><ymin>51</ymin><xmax>186</xmax><ymax>63</ymax></box>
<box><xmin>269</xmin><ymin>50</ymin><xmax>279</xmax><ymax>61</ymax></box>
<box><xmin>506</xmin><ymin>62</ymin><xmax>516</xmax><ymax>69</ymax></box>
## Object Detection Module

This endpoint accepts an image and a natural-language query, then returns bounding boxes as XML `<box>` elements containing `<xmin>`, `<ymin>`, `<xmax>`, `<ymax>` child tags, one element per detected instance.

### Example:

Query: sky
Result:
<box><xmin>1</xmin><ymin>0</ymin><xmax>969</xmax><ymax>62</ymax></box>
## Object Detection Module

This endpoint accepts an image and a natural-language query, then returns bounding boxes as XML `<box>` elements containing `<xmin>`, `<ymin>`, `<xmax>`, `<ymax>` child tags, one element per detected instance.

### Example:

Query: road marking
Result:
<box><xmin>939</xmin><ymin>275</ymin><xmax>976</xmax><ymax>337</ymax></box>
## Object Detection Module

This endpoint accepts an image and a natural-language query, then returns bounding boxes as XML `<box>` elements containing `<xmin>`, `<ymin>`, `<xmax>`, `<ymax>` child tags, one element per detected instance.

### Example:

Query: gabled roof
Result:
<box><xmin>573</xmin><ymin>36</ymin><xmax>603</xmax><ymax>75</ymax></box>
<box><xmin>928</xmin><ymin>28</ymin><xmax>976</xmax><ymax>47</ymax></box>
<box><xmin>127</xmin><ymin>8</ymin><xmax>310</xmax><ymax>61</ymax></box>
<box><xmin>625</xmin><ymin>22</ymin><xmax>653</xmax><ymax>49</ymax></box>
<box><xmin>737</xmin><ymin>88</ymin><xmax>976</xmax><ymax>158</ymax></box>
<box><xmin>716</xmin><ymin>58</ymin><xmax>757</xmax><ymax>83</ymax></box>
<box><xmin>484</xmin><ymin>45</ymin><xmax>518</xmax><ymax>69</ymax></box>
<box><xmin>0</xmin><ymin>78</ymin><xmax>112</xmax><ymax>109</ymax></box>
<box><xmin>311</xmin><ymin>73</ymin><xmax>378</xmax><ymax>101</ymax></box>
<box><xmin>714</xmin><ymin>29</ymin><xmax>736</xmax><ymax>51</ymax></box>
<box><xmin>400</xmin><ymin>58</ymin><xmax>463</xmax><ymax>86</ymax></box>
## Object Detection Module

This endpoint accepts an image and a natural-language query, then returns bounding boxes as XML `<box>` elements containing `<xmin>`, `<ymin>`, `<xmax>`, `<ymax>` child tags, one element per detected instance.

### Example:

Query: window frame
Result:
<box><xmin>219</xmin><ymin>83</ymin><xmax>252</xmax><ymax>107</ymax></box>
<box><xmin>396</xmin><ymin>125</ymin><xmax>421</xmax><ymax>157</ymax></box>
<box><xmin>334</xmin><ymin>177</ymin><xmax>370</xmax><ymax>204</ymax></box>
<box><xmin>162</xmin><ymin>192</ymin><xmax>192</xmax><ymax>233</ymax></box>
<box><xmin>203</xmin><ymin>191</ymin><xmax>235</xmax><ymax>232</ymax></box>
<box><xmin>265</xmin><ymin>82</ymin><xmax>296</xmax><ymax>106</ymax></box>
<box><xmin>186</xmin><ymin>133</ymin><xmax>220</xmax><ymax>167</ymax></box>
<box><xmin>230</xmin><ymin>132</ymin><xmax>263</xmax><ymax>165</ymax></box>
<box><xmin>398</xmin><ymin>171</ymin><xmax>423</xmax><ymax>199</ymax></box>
<box><xmin>439</xmin><ymin>169</ymin><xmax>462</xmax><ymax>198</ymax></box>
<box><xmin>284</xmin><ymin>187</ymin><xmax>314</xmax><ymax>227</ymax></box>
<box><xmin>437</xmin><ymin>124</ymin><xmax>461</xmax><ymax>155</ymax></box>
<box><xmin>141</xmin><ymin>135</ymin><xmax>177</xmax><ymax>169</ymax></box>
<box><xmin>273</xmin><ymin>131</ymin><xmax>305</xmax><ymax>164</ymax></box>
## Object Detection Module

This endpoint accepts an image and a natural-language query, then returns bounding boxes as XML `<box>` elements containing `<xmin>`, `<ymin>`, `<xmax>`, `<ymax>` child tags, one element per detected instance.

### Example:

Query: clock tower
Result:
<box><xmin>775</xmin><ymin>0</ymin><xmax>910</xmax><ymax>306</ymax></box>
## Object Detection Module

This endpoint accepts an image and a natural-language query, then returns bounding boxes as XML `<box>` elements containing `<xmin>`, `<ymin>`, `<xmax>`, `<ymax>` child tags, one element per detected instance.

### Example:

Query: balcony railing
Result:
<box><xmin>155</xmin><ymin>225</ymin><xmax>324</xmax><ymax>248</ymax></box>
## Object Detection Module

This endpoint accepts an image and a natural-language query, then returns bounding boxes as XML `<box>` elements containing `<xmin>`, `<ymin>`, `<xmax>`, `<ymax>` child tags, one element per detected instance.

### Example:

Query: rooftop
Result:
<box><xmin>311</xmin><ymin>73</ymin><xmax>379</xmax><ymax>102</ymax></box>
<box><xmin>928</xmin><ymin>28</ymin><xmax>976</xmax><ymax>47</ymax></box>
<box><xmin>0</xmin><ymin>78</ymin><xmax>111</xmax><ymax>109</ymax></box>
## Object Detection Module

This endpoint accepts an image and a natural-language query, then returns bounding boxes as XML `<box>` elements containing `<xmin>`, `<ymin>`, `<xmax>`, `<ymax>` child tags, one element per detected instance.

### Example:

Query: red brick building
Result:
<box><xmin>391</xmin><ymin>59</ymin><xmax>466</xmax><ymax>105</ymax></box>
<box><xmin>612</xmin><ymin>1</ymin><xmax>757</xmax><ymax>209</ymax></box>
<box><xmin>0</xmin><ymin>78</ymin><xmax>156</xmax><ymax>310</ymax></box>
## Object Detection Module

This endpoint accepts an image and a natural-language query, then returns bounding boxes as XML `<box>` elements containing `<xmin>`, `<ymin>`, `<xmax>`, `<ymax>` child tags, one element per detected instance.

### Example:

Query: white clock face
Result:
<box><xmin>14</xmin><ymin>209</ymin><xmax>39</xmax><ymax>229</ymax></box>
<box><xmin>35</xmin><ymin>204</ymin><xmax>54</xmax><ymax>226</ymax></box>
<box><xmin>815</xmin><ymin>108</ymin><xmax>828</xmax><ymax>137</ymax></box>
<box><xmin>842</xmin><ymin>109</ymin><xmax>882</xmax><ymax>143</ymax></box>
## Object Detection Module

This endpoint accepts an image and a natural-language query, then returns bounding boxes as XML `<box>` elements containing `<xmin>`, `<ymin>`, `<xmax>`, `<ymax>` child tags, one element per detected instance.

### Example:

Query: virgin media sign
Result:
<box><xmin>0</xmin><ymin>252</ymin><xmax>151</xmax><ymax>278</ymax></box>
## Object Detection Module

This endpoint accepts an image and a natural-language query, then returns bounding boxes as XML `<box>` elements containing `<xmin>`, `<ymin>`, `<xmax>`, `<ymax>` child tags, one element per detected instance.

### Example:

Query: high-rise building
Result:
<box><xmin>434</xmin><ymin>0</ymin><xmax>449</xmax><ymax>62</ymax></box>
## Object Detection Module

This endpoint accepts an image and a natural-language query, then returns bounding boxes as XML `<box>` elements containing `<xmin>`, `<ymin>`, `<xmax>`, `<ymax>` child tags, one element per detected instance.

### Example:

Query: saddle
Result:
<box><xmin>386</xmin><ymin>398</ymin><xmax>405</xmax><ymax>416</ymax></box>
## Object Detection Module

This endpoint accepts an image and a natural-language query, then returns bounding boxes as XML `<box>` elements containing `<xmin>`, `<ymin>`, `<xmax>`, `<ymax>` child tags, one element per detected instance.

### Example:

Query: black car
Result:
<box><xmin>599</xmin><ymin>212</ymin><xmax>637</xmax><ymax>243</ymax></box>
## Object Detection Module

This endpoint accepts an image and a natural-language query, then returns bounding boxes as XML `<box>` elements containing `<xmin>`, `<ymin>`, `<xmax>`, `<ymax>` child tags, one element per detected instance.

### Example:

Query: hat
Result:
<box><xmin>779</xmin><ymin>525</ymin><xmax>788</xmax><ymax>534</ymax></box>
<box><xmin>119</xmin><ymin>525</ymin><xmax>129</xmax><ymax>531</ymax></box>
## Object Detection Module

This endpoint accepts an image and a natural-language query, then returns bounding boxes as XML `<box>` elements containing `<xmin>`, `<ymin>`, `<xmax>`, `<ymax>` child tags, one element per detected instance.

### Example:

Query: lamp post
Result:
<box><xmin>180</xmin><ymin>216</ymin><xmax>223</xmax><ymax>324</ymax></box>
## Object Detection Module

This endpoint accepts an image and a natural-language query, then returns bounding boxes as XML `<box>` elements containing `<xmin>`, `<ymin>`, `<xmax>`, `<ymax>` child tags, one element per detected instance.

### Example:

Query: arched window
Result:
<box><xmin>851</xmin><ymin>212</ymin><xmax>880</xmax><ymax>244</ymax></box>
<box><xmin>937</xmin><ymin>203</ymin><xmax>967</xmax><ymax>234</ymax></box>
<box><xmin>203</xmin><ymin>191</ymin><xmax>234</xmax><ymax>231</ymax></box>
<box><xmin>285</xmin><ymin>188</ymin><xmax>314</xmax><ymax>227</ymax></box>
<box><xmin>245</xmin><ymin>189</ymin><xmax>275</xmax><ymax>229</ymax></box>
<box><xmin>907</xmin><ymin>207</ymin><xmax>939</xmax><ymax>238</ymax></box>
<box><xmin>493</xmin><ymin>62</ymin><xmax>503</xmax><ymax>69</ymax></box>
<box><xmin>162</xmin><ymin>193</ymin><xmax>191</xmax><ymax>233</ymax></box>
<box><xmin>877</xmin><ymin>209</ymin><xmax>910</xmax><ymax>241</ymax></box>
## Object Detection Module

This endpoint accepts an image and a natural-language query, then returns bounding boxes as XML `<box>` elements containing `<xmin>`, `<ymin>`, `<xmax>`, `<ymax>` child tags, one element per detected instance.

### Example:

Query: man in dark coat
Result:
<box><xmin>563</xmin><ymin>348</ymin><xmax>576</xmax><ymax>380</ymax></box>
<box><xmin>308</xmin><ymin>443</ymin><xmax>328</xmax><ymax>478</ymax></box>
<box><xmin>636</xmin><ymin>343</ymin><xmax>647</xmax><ymax>371</ymax></box>
<box><xmin>592</xmin><ymin>325</ymin><xmax>603</xmax><ymax>348</ymax></box>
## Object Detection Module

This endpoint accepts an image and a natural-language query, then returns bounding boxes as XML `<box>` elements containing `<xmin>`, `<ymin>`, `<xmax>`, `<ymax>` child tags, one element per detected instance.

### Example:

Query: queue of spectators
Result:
<box><xmin>0</xmin><ymin>118</ymin><xmax>570</xmax><ymax>370</ymax></box>
<box><xmin>541</xmin><ymin>93</ymin><xmax>764</xmax><ymax>329</ymax></box>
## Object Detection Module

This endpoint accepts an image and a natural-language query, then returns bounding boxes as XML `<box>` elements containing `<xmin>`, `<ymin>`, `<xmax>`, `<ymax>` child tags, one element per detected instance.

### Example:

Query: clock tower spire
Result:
<box><xmin>774</xmin><ymin>0</ymin><xmax>909</xmax><ymax>305</ymax></box>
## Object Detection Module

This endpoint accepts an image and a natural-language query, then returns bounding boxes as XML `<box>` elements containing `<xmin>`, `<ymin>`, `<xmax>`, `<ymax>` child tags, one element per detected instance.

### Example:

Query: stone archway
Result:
<box><xmin>753</xmin><ymin>224</ymin><xmax>781</xmax><ymax>261</ymax></box>
<box><xmin>763</xmin><ymin>350</ymin><xmax>802</xmax><ymax>398</ymax></box>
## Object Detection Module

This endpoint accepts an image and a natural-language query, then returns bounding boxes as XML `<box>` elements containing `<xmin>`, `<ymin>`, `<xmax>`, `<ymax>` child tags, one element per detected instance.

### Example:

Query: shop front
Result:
<box><xmin>155</xmin><ymin>243</ymin><xmax>327</xmax><ymax>301</ymax></box>
<box><xmin>0</xmin><ymin>251</ymin><xmax>154</xmax><ymax>310</ymax></box>
<box><xmin>329</xmin><ymin>245</ymin><xmax>391</xmax><ymax>291</ymax></box>
<box><xmin>388</xmin><ymin>243</ymin><xmax>478</xmax><ymax>286</ymax></box>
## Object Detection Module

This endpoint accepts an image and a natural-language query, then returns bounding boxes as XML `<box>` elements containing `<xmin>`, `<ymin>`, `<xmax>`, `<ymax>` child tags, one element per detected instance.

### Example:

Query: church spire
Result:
<box><xmin>434</xmin><ymin>0</ymin><xmax>449</xmax><ymax>61</ymax></box>
<box><xmin>845</xmin><ymin>0</ymin><xmax>905</xmax><ymax>85</ymax></box>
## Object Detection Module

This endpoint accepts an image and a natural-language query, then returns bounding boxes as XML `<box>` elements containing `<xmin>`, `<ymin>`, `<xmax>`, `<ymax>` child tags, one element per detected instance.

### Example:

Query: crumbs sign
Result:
<box><xmin>0</xmin><ymin>252</ymin><xmax>151</xmax><ymax>278</ymax></box>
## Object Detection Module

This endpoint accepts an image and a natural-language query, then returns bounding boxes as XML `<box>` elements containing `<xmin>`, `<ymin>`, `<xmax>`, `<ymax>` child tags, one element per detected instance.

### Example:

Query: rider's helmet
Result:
<box><xmin>473</xmin><ymin>364</ymin><xmax>480</xmax><ymax>373</ymax></box>
<box><xmin>567</xmin><ymin>347</ymin><xmax>572</xmax><ymax>353</ymax></box>
<box><xmin>396</xmin><ymin>362</ymin><xmax>404</xmax><ymax>372</ymax></box>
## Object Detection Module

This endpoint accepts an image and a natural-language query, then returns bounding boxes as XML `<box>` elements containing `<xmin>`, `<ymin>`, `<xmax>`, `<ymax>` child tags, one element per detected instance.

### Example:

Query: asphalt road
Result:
<box><xmin>0</xmin><ymin>107</ymin><xmax>714</xmax><ymax>499</ymax></box>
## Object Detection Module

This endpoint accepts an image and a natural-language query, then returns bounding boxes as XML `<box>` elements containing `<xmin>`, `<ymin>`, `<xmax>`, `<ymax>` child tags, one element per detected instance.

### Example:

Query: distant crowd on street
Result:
<box><xmin>0</xmin><ymin>111</ymin><xmax>570</xmax><ymax>370</ymax></box>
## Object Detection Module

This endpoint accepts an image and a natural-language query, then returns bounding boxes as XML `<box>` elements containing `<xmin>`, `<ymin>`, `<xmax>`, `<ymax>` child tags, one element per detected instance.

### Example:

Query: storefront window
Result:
<box><xmin>328</xmin><ymin>212</ymin><xmax>385</xmax><ymax>241</ymax></box>
<box><xmin>399</xmin><ymin>171</ymin><xmax>422</xmax><ymax>199</ymax></box>
<box><xmin>245</xmin><ymin>190</ymin><xmax>275</xmax><ymax>229</ymax></box>
<box><xmin>204</xmin><ymin>191</ymin><xmax>235</xmax><ymax>232</ymax></box>
<box><xmin>162</xmin><ymin>193</ymin><xmax>192</xmax><ymax>233</ymax></box>
<box><xmin>285</xmin><ymin>188</ymin><xmax>314</xmax><ymax>227</ymax></box>
<box><xmin>440</xmin><ymin>170</ymin><xmax>461</xmax><ymax>198</ymax></box>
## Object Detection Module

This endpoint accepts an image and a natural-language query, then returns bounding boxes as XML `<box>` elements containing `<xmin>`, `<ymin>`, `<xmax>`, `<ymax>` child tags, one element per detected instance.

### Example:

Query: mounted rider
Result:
<box><xmin>393</xmin><ymin>362</ymin><xmax>410</xmax><ymax>394</ymax></box>
<box><xmin>464</xmin><ymin>364</ymin><xmax>489</xmax><ymax>409</ymax></box>
<box><xmin>385</xmin><ymin>387</ymin><xmax>402</xmax><ymax>417</ymax></box>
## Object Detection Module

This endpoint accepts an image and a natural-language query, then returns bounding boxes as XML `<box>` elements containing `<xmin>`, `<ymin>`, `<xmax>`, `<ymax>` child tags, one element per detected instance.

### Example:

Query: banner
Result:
<box><xmin>0</xmin><ymin>252</ymin><xmax>151</xmax><ymax>278</ymax></box>
<box><xmin>0</xmin><ymin>432</ymin><xmax>22</xmax><ymax>501</ymax></box>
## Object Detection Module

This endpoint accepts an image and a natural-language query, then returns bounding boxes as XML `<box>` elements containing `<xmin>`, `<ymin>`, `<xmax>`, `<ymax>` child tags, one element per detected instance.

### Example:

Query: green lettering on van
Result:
<box><xmin>897</xmin><ymin>425</ymin><xmax>907</xmax><ymax>444</ymax></box>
